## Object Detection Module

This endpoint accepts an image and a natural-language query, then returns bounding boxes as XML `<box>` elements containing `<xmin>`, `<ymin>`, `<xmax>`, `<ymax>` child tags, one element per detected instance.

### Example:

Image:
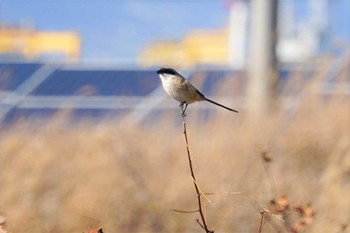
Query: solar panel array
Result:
<box><xmin>3</xmin><ymin>62</ymin><xmax>338</xmax><ymax>125</ymax></box>
<box><xmin>0</xmin><ymin>63</ymin><xmax>245</xmax><ymax>124</ymax></box>
<box><xmin>30</xmin><ymin>69</ymin><xmax>158</xmax><ymax>96</ymax></box>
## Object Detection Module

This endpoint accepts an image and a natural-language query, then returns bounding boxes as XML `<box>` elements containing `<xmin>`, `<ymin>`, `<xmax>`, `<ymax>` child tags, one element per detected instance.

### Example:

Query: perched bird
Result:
<box><xmin>157</xmin><ymin>67</ymin><xmax>238</xmax><ymax>114</ymax></box>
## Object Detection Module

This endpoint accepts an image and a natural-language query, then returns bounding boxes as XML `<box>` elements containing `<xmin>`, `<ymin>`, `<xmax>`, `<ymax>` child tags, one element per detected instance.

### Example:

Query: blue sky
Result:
<box><xmin>0</xmin><ymin>0</ymin><xmax>230</xmax><ymax>63</ymax></box>
<box><xmin>1</xmin><ymin>0</ymin><xmax>349</xmax><ymax>63</ymax></box>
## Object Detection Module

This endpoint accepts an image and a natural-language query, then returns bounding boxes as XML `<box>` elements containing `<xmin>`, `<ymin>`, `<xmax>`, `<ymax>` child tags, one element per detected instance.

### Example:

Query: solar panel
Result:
<box><xmin>0</xmin><ymin>64</ymin><xmax>251</xmax><ymax>124</ymax></box>
<box><xmin>30</xmin><ymin>69</ymin><xmax>159</xmax><ymax>96</ymax></box>
<box><xmin>0</xmin><ymin>63</ymin><xmax>42</xmax><ymax>90</ymax></box>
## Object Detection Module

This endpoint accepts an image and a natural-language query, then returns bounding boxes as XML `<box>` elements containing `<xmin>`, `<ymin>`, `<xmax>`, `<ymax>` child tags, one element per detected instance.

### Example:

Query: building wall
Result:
<box><xmin>0</xmin><ymin>25</ymin><xmax>81</xmax><ymax>63</ymax></box>
<box><xmin>139</xmin><ymin>29</ymin><xmax>229</xmax><ymax>68</ymax></box>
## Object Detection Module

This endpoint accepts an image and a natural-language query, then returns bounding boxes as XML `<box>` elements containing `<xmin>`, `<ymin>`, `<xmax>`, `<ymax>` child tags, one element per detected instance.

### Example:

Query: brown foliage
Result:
<box><xmin>0</xmin><ymin>66</ymin><xmax>349</xmax><ymax>232</ymax></box>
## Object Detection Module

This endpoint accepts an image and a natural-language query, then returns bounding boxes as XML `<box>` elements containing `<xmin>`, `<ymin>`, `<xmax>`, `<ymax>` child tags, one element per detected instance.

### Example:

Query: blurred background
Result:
<box><xmin>0</xmin><ymin>0</ymin><xmax>349</xmax><ymax>233</ymax></box>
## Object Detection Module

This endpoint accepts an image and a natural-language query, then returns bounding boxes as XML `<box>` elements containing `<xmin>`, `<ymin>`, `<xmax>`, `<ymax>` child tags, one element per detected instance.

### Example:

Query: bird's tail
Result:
<box><xmin>204</xmin><ymin>97</ymin><xmax>239</xmax><ymax>113</ymax></box>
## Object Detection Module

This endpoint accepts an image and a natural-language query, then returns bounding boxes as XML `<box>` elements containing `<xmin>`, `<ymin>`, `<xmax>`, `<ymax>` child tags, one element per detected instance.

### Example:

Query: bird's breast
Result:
<box><xmin>159</xmin><ymin>75</ymin><xmax>202</xmax><ymax>104</ymax></box>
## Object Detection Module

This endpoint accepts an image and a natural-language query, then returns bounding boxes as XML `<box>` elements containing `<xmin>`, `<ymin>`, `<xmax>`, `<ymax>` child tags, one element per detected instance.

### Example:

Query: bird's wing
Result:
<box><xmin>183</xmin><ymin>79</ymin><xmax>205</xmax><ymax>101</ymax></box>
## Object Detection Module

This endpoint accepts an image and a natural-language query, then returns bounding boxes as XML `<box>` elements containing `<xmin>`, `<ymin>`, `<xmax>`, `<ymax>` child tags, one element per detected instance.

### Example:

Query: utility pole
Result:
<box><xmin>247</xmin><ymin>0</ymin><xmax>279</xmax><ymax>118</ymax></box>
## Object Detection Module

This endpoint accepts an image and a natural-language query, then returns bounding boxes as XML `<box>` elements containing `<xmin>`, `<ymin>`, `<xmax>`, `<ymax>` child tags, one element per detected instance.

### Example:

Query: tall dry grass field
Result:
<box><xmin>0</xmin><ymin>65</ymin><xmax>349</xmax><ymax>233</ymax></box>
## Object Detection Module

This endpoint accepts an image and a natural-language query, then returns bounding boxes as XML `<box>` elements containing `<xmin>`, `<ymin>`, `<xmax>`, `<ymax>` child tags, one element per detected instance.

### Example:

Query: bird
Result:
<box><xmin>156</xmin><ymin>67</ymin><xmax>238</xmax><ymax>115</ymax></box>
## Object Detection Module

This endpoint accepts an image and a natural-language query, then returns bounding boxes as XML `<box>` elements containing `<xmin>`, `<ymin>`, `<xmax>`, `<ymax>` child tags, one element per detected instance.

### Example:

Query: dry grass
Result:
<box><xmin>0</xmin><ymin>66</ymin><xmax>349</xmax><ymax>233</ymax></box>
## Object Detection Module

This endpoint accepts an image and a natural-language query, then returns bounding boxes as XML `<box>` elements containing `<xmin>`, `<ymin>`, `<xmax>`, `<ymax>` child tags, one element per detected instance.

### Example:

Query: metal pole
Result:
<box><xmin>247</xmin><ymin>0</ymin><xmax>279</xmax><ymax>117</ymax></box>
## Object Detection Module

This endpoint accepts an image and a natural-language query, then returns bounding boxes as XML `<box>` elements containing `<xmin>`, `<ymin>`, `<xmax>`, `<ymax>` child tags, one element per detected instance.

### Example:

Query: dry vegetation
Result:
<box><xmin>0</xmin><ymin>63</ymin><xmax>349</xmax><ymax>233</ymax></box>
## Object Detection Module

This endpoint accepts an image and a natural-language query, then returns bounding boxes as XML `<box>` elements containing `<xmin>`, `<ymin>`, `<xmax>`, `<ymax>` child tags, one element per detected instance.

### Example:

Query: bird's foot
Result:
<box><xmin>179</xmin><ymin>102</ymin><xmax>188</xmax><ymax>117</ymax></box>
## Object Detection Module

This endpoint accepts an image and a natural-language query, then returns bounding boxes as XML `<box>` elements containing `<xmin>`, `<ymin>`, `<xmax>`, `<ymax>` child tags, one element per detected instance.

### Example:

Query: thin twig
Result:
<box><xmin>191</xmin><ymin>177</ymin><xmax>216</xmax><ymax>208</ymax></box>
<box><xmin>258</xmin><ymin>208</ymin><xmax>286</xmax><ymax>233</ymax></box>
<box><xmin>258</xmin><ymin>208</ymin><xmax>268</xmax><ymax>233</ymax></box>
<box><xmin>181</xmin><ymin>108</ymin><xmax>211</xmax><ymax>233</ymax></box>
<box><xmin>196</xmin><ymin>218</ymin><xmax>206</xmax><ymax>231</ymax></box>
<box><xmin>251</xmin><ymin>201</ymin><xmax>285</xmax><ymax>232</ymax></box>
<box><xmin>211</xmin><ymin>207</ymin><xmax>234</xmax><ymax>232</ymax></box>
<box><xmin>204</xmin><ymin>204</ymin><xmax>208</xmax><ymax>227</ymax></box>
<box><xmin>262</xmin><ymin>160</ymin><xmax>278</xmax><ymax>198</ymax></box>
<box><xmin>204</xmin><ymin>191</ymin><xmax>241</xmax><ymax>195</ymax></box>
<box><xmin>171</xmin><ymin>209</ymin><xmax>199</xmax><ymax>214</ymax></box>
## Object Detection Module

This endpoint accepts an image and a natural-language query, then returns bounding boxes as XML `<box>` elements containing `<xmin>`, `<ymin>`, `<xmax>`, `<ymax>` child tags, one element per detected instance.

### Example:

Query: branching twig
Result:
<box><xmin>258</xmin><ymin>208</ymin><xmax>269</xmax><ymax>233</ymax></box>
<box><xmin>211</xmin><ymin>208</ymin><xmax>234</xmax><ymax>232</ymax></box>
<box><xmin>191</xmin><ymin>177</ymin><xmax>216</xmax><ymax>208</ymax></box>
<box><xmin>196</xmin><ymin>218</ymin><xmax>206</xmax><ymax>231</ymax></box>
<box><xmin>257</xmin><ymin>208</ymin><xmax>286</xmax><ymax>233</ymax></box>
<box><xmin>181</xmin><ymin>106</ymin><xmax>212</xmax><ymax>233</ymax></box>
<box><xmin>179</xmin><ymin>105</ymin><xmax>238</xmax><ymax>233</ymax></box>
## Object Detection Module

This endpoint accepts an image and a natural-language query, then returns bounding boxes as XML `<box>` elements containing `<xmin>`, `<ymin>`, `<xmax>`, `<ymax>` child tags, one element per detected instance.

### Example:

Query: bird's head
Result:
<box><xmin>156</xmin><ymin>67</ymin><xmax>179</xmax><ymax>75</ymax></box>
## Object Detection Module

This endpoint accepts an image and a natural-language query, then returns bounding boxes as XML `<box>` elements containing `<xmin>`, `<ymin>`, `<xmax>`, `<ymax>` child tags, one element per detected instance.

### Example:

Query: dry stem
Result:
<box><xmin>182</xmin><ymin>113</ymin><xmax>212</xmax><ymax>233</ymax></box>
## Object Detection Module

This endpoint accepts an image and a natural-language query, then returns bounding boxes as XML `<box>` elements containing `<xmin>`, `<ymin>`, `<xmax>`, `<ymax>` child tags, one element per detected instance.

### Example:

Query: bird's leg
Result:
<box><xmin>179</xmin><ymin>102</ymin><xmax>188</xmax><ymax>117</ymax></box>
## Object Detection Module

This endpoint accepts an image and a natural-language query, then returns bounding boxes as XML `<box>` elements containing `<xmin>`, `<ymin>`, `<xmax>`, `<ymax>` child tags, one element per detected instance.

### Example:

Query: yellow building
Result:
<box><xmin>0</xmin><ymin>24</ymin><xmax>81</xmax><ymax>63</ymax></box>
<box><xmin>139</xmin><ymin>28</ymin><xmax>229</xmax><ymax>68</ymax></box>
